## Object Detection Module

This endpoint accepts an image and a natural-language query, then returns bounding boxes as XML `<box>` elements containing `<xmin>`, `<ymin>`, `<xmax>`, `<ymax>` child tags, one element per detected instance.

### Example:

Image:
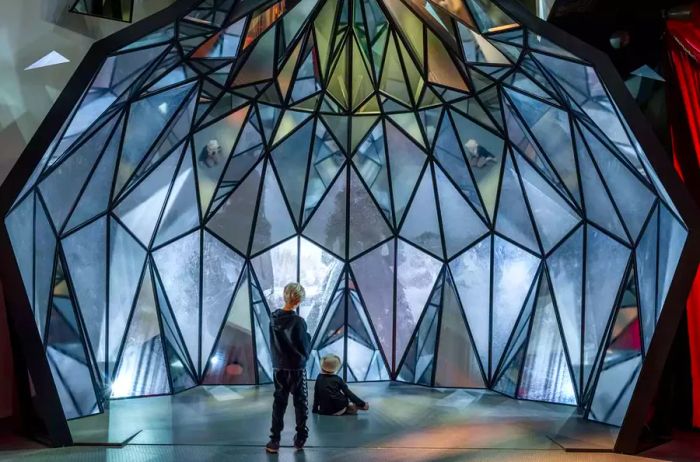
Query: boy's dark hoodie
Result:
<box><xmin>270</xmin><ymin>309</ymin><xmax>311</xmax><ymax>369</ymax></box>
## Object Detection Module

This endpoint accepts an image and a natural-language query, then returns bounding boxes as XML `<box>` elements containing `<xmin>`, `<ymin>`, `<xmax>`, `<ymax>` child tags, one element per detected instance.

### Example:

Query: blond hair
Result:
<box><xmin>283</xmin><ymin>282</ymin><xmax>306</xmax><ymax>306</ymax></box>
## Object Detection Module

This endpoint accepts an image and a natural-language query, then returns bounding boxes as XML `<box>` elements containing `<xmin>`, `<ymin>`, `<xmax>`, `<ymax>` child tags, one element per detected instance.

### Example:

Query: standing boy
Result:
<box><xmin>266</xmin><ymin>283</ymin><xmax>311</xmax><ymax>454</ymax></box>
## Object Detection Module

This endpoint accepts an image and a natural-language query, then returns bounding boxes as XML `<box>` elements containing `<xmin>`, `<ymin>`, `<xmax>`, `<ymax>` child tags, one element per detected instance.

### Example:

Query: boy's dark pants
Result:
<box><xmin>269</xmin><ymin>369</ymin><xmax>308</xmax><ymax>442</ymax></box>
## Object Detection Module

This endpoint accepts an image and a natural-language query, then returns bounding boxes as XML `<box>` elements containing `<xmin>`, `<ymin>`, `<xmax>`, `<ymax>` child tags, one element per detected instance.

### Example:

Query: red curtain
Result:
<box><xmin>667</xmin><ymin>14</ymin><xmax>700</xmax><ymax>429</ymax></box>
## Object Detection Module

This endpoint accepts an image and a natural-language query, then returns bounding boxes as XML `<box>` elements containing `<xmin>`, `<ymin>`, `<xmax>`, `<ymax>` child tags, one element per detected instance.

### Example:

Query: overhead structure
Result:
<box><xmin>4</xmin><ymin>0</ymin><xmax>689</xmax><ymax>433</ymax></box>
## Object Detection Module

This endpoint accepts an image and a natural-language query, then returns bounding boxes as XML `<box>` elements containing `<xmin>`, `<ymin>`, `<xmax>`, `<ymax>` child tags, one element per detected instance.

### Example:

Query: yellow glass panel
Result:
<box><xmin>397</xmin><ymin>39</ymin><xmax>424</xmax><ymax>104</ymax></box>
<box><xmin>427</xmin><ymin>31</ymin><xmax>468</xmax><ymax>91</ymax></box>
<box><xmin>351</xmin><ymin>37</ymin><xmax>375</xmax><ymax>110</ymax></box>
<box><xmin>350</xmin><ymin>115</ymin><xmax>379</xmax><ymax>153</ymax></box>
<box><xmin>278</xmin><ymin>40</ymin><xmax>302</xmax><ymax>99</ymax></box>
<box><xmin>314</xmin><ymin>0</ymin><xmax>338</xmax><ymax>79</ymax></box>
<box><xmin>380</xmin><ymin>35</ymin><xmax>411</xmax><ymax>105</ymax></box>
<box><xmin>382</xmin><ymin>0</ymin><xmax>425</xmax><ymax>68</ymax></box>
<box><xmin>273</xmin><ymin>110</ymin><xmax>313</xmax><ymax>145</ymax></box>
<box><xmin>326</xmin><ymin>41</ymin><xmax>349</xmax><ymax>109</ymax></box>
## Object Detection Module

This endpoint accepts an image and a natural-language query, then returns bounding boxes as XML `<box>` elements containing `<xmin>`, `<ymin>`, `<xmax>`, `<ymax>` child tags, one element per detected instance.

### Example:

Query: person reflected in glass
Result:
<box><xmin>199</xmin><ymin>139</ymin><xmax>222</xmax><ymax>168</ymax></box>
<box><xmin>312</xmin><ymin>354</ymin><xmax>369</xmax><ymax>416</ymax></box>
<box><xmin>466</xmin><ymin>139</ymin><xmax>497</xmax><ymax>168</ymax></box>
<box><xmin>266</xmin><ymin>283</ymin><xmax>312</xmax><ymax>454</ymax></box>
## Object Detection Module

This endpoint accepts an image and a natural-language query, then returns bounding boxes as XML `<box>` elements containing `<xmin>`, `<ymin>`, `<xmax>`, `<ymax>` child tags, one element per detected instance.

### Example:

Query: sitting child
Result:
<box><xmin>312</xmin><ymin>354</ymin><xmax>369</xmax><ymax>415</ymax></box>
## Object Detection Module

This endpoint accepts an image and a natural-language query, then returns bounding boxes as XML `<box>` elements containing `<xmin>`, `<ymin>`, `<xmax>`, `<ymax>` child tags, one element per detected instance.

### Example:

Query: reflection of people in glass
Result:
<box><xmin>199</xmin><ymin>139</ymin><xmax>222</xmax><ymax>168</ymax></box>
<box><xmin>466</xmin><ymin>139</ymin><xmax>497</xmax><ymax>168</ymax></box>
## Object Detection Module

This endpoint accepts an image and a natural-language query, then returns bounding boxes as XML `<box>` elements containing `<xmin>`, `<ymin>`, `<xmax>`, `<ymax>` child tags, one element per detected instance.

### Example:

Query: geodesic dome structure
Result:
<box><xmin>4</xmin><ymin>0</ymin><xmax>688</xmax><ymax>429</ymax></box>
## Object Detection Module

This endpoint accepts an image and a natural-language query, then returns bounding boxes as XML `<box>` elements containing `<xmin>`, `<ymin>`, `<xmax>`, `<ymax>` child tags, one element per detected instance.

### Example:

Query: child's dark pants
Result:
<box><xmin>269</xmin><ymin>369</ymin><xmax>308</xmax><ymax>442</ymax></box>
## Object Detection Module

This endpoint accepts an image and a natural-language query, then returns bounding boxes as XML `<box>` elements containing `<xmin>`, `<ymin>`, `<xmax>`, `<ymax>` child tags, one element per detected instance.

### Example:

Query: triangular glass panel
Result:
<box><xmin>115</xmin><ymin>83</ymin><xmax>194</xmax><ymax>194</ymax></box>
<box><xmin>575</xmin><ymin>127</ymin><xmax>627</xmax><ymax>241</ymax></box>
<box><xmin>547</xmin><ymin>226</ymin><xmax>584</xmax><ymax>392</ymax></box>
<box><xmin>433</xmin><ymin>114</ymin><xmax>485</xmax><ymax>219</ymax></box>
<box><xmin>636</xmin><ymin>206</ymin><xmax>658</xmax><ymax>353</ymax></box>
<box><xmin>492</xmin><ymin>236</ymin><xmax>540</xmax><ymax>376</ymax></box>
<box><xmin>435</xmin><ymin>273</ymin><xmax>485</xmax><ymax>388</ymax></box>
<box><xmin>588</xmin><ymin>355</ymin><xmax>642</xmax><ymax>426</ymax></box>
<box><xmin>348</xmin><ymin>169</ymin><xmax>392</xmax><ymax>258</ymax></box>
<box><xmin>452</xmin><ymin>110</ymin><xmax>504</xmax><ymax>220</ymax></box>
<box><xmin>270</xmin><ymin>119</ymin><xmax>314</xmax><ymax>224</ymax></box>
<box><xmin>233</xmin><ymin>25</ymin><xmax>275</xmax><ymax>85</ymax></box>
<box><xmin>154</xmin><ymin>145</ymin><xmax>201</xmax><ymax>246</ymax></box>
<box><xmin>398</xmin><ymin>303</ymin><xmax>438</xmax><ymax>385</ymax></box>
<box><xmin>193</xmin><ymin>105</ymin><xmax>250</xmax><ymax>216</ymax></box>
<box><xmin>400</xmin><ymin>166</ymin><xmax>442</xmax><ymax>258</ymax></box>
<box><xmin>465</xmin><ymin>0</ymin><xmax>516</xmax><ymax>33</ymax></box>
<box><xmin>519</xmin><ymin>273</ymin><xmax>577</xmax><ymax>404</ymax></box>
<box><xmin>496</xmin><ymin>153</ymin><xmax>539</xmax><ymax>253</ymax></box>
<box><xmin>153</xmin><ymin>268</ymin><xmax>195</xmax><ymax>380</ymax></box>
<box><xmin>114</xmin><ymin>144</ymin><xmax>182</xmax><ymax>247</ymax></box>
<box><xmin>66</xmin><ymin>115</ymin><xmax>123</xmax><ymax>231</ymax></box>
<box><xmin>353</xmin><ymin>123</ymin><xmax>392</xmax><ymax>223</ymax></box>
<box><xmin>304</xmin><ymin>121</ymin><xmax>346</xmax><ymax>222</ymax></box>
<box><xmin>251</xmin><ymin>237</ymin><xmax>298</xmax><ymax>313</ymax></box>
<box><xmin>494</xmin><ymin>269</ymin><xmax>538</xmax><ymax>383</ymax></box>
<box><xmin>107</xmin><ymin>220</ymin><xmax>147</xmax><ymax>376</ymax></box>
<box><xmin>589</xmin><ymin>265</ymin><xmax>644</xmax><ymax>425</ymax></box>
<box><xmin>201</xmin><ymin>232</ymin><xmax>245</xmax><ymax>372</ymax></box>
<box><xmin>583</xmin><ymin>226</ymin><xmax>631</xmax><ymax>394</ymax></box>
<box><xmin>449</xmin><ymin>236</ymin><xmax>491</xmax><ymax>371</ymax></box>
<box><xmin>39</xmin><ymin>114</ymin><xmax>119</xmax><ymax>231</ymax></box>
<box><xmin>207</xmin><ymin>162</ymin><xmax>263</xmax><ymax>254</ymax></box>
<box><xmin>46</xmin><ymin>257</ymin><xmax>99</xmax><ymax>418</ymax></box>
<box><xmin>396</xmin><ymin>241</ymin><xmax>442</xmax><ymax>370</ymax></box>
<box><xmin>299</xmin><ymin>237</ymin><xmax>345</xmax><ymax>337</ymax></box>
<box><xmin>303</xmin><ymin>168</ymin><xmax>347</xmax><ymax>258</ymax></box>
<box><xmin>386</xmin><ymin>122</ymin><xmax>427</xmax><ymax>226</ymax></box>
<box><xmin>584</xmin><ymin>127</ymin><xmax>655</xmax><ymax>242</ymax></box>
<box><xmin>62</xmin><ymin>217</ymin><xmax>108</xmax><ymax>377</ymax></box>
<box><xmin>111</xmin><ymin>264</ymin><xmax>170</xmax><ymax>398</ymax></box>
<box><xmin>435</xmin><ymin>167</ymin><xmax>488</xmax><ymax>257</ymax></box>
<box><xmin>250</xmin><ymin>270</ymin><xmax>274</xmax><ymax>382</ymax></box>
<box><xmin>33</xmin><ymin>199</ymin><xmax>57</xmax><ymax>341</ymax></box>
<box><xmin>516</xmin><ymin>154</ymin><xmax>580</xmax><ymax>253</ymax></box>
<box><xmin>350</xmin><ymin>241</ymin><xmax>395</xmax><ymax>369</ymax></box>
<box><xmin>153</xmin><ymin>230</ymin><xmax>201</xmax><ymax>370</ymax></box>
<box><xmin>5</xmin><ymin>196</ymin><xmax>35</xmax><ymax>310</ymax></box>
<box><xmin>251</xmin><ymin>163</ymin><xmax>297</xmax><ymax>255</ymax></box>
<box><xmin>203</xmin><ymin>270</ymin><xmax>256</xmax><ymax>384</ymax></box>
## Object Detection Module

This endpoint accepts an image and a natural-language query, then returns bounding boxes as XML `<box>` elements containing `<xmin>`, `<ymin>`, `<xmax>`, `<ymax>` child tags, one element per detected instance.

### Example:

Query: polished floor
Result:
<box><xmin>3</xmin><ymin>382</ymin><xmax>700</xmax><ymax>461</ymax></box>
<box><xmin>65</xmin><ymin>383</ymin><xmax>617</xmax><ymax>449</ymax></box>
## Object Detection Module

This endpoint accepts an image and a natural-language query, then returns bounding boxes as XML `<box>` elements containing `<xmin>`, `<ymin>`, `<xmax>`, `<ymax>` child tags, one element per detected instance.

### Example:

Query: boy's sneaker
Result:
<box><xmin>265</xmin><ymin>440</ymin><xmax>280</xmax><ymax>454</ymax></box>
<box><xmin>293</xmin><ymin>435</ymin><xmax>307</xmax><ymax>451</ymax></box>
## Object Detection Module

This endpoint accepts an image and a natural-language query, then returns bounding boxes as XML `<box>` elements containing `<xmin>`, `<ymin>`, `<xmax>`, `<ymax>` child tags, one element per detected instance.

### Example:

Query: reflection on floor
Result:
<box><xmin>67</xmin><ymin>382</ymin><xmax>618</xmax><ymax>451</ymax></box>
<box><xmin>0</xmin><ymin>444</ymin><xmax>661</xmax><ymax>462</ymax></box>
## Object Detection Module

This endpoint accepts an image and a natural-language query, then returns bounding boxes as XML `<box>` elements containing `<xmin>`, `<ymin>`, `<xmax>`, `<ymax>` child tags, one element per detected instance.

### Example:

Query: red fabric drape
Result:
<box><xmin>667</xmin><ymin>16</ymin><xmax>700</xmax><ymax>429</ymax></box>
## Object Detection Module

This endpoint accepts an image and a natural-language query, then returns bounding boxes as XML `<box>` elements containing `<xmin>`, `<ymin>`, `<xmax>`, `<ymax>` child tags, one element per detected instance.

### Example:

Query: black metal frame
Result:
<box><xmin>69</xmin><ymin>0</ymin><xmax>135</xmax><ymax>23</ymax></box>
<box><xmin>495</xmin><ymin>0</ymin><xmax>700</xmax><ymax>453</ymax></box>
<box><xmin>1</xmin><ymin>0</ymin><xmax>698</xmax><ymax>453</ymax></box>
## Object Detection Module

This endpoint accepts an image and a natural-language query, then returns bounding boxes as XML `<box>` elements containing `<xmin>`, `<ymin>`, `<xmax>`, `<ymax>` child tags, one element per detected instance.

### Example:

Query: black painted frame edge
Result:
<box><xmin>496</xmin><ymin>0</ymin><xmax>700</xmax><ymax>454</ymax></box>
<box><xmin>0</xmin><ymin>0</ymin><xmax>199</xmax><ymax>446</ymax></box>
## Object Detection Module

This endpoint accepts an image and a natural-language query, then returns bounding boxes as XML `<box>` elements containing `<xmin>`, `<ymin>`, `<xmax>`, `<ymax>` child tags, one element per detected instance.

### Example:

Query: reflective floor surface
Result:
<box><xmin>67</xmin><ymin>382</ymin><xmax>617</xmax><ymax>449</ymax></box>
<box><xmin>4</xmin><ymin>382</ymin><xmax>700</xmax><ymax>461</ymax></box>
